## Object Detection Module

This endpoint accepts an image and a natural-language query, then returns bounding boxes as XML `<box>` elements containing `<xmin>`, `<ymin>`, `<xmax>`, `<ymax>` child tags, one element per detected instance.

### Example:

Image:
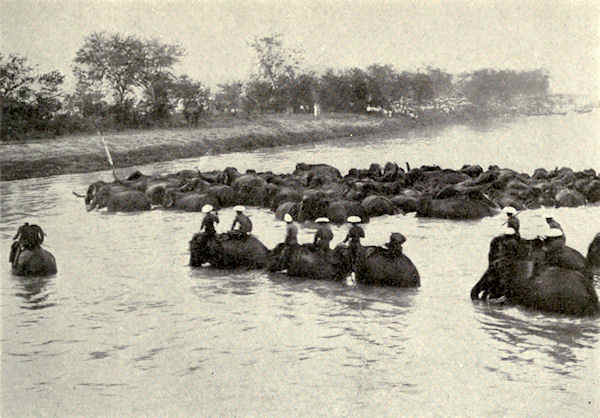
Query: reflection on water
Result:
<box><xmin>1</xmin><ymin>112</ymin><xmax>599</xmax><ymax>417</ymax></box>
<box><xmin>476</xmin><ymin>307</ymin><xmax>599</xmax><ymax>379</ymax></box>
<box><xmin>13</xmin><ymin>275</ymin><xmax>57</xmax><ymax>310</ymax></box>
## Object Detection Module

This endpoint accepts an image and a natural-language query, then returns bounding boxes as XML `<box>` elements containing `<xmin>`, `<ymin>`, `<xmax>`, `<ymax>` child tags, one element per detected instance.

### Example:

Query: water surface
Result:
<box><xmin>2</xmin><ymin>112</ymin><xmax>599</xmax><ymax>417</ymax></box>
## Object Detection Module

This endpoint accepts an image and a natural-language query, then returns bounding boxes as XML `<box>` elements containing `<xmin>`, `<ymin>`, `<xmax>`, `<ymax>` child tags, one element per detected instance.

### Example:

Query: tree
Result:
<box><xmin>171</xmin><ymin>75</ymin><xmax>211</xmax><ymax>126</ymax></box>
<box><xmin>215</xmin><ymin>81</ymin><xmax>244</xmax><ymax>114</ymax></box>
<box><xmin>249</xmin><ymin>33</ymin><xmax>304</xmax><ymax>112</ymax></box>
<box><xmin>74</xmin><ymin>32</ymin><xmax>184</xmax><ymax>126</ymax></box>
<box><xmin>1</xmin><ymin>53</ymin><xmax>65</xmax><ymax>139</ymax></box>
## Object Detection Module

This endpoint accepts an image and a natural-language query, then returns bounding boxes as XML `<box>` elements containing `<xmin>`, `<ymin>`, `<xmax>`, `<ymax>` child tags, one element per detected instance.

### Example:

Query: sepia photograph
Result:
<box><xmin>1</xmin><ymin>0</ymin><xmax>599</xmax><ymax>416</ymax></box>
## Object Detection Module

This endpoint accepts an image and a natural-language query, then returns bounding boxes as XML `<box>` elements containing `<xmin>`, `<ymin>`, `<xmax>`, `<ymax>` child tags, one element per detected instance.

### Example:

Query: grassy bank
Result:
<box><xmin>0</xmin><ymin>112</ymin><xmax>472</xmax><ymax>181</ymax></box>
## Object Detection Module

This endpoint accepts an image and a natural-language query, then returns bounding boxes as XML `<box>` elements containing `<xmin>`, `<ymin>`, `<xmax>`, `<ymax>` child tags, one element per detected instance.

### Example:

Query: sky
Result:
<box><xmin>2</xmin><ymin>0</ymin><xmax>599</xmax><ymax>96</ymax></box>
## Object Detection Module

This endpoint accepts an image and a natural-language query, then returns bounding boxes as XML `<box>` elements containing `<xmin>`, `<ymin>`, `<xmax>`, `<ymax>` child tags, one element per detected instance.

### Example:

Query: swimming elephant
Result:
<box><xmin>361</xmin><ymin>195</ymin><xmax>397</xmax><ymax>217</ymax></box>
<box><xmin>10</xmin><ymin>246</ymin><xmax>57</xmax><ymax>276</ymax></box>
<box><xmin>87</xmin><ymin>183</ymin><xmax>151</xmax><ymax>212</ymax></box>
<box><xmin>231</xmin><ymin>174</ymin><xmax>268</xmax><ymax>207</ymax></box>
<box><xmin>267</xmin><ymin>243</ymin><xmax>352</xmax><ymax>281</ymax></box>
<box><xmin>345</xmin><ymin>245</ymin><xmax>420</xmax><ymax>287</ymax></box>
<box><xmin>417</xmin><ymin>193</ymin><xmax>498</xmax><ymax>220</ymax></box>
<box><xmin>189</xmin><ymin>232</ymin><xmax>270</xmax><ymax>269</ymax></box>
<box><xmin>326</xmin><ymin>200</ymin><xmax>369</xmax><ymax>224</ymax></box>
<box><xmin>471</xmin><ymin>234</ymin><xmax>599</xmax><ymax>316</ymax></box>
<box><xmin>206</xmin><ymin>185</ymin><xmax>237</xmax><ymax>208</ymax></box>
<box><xmin>9</xmin><ymin>224</ymin><xmax>57</xmax><ymax>276</ymax></box>
<box><xmin>162</xmin><ymin>190</ymin><xmax>219</xmax><ymax>212</ymax></box>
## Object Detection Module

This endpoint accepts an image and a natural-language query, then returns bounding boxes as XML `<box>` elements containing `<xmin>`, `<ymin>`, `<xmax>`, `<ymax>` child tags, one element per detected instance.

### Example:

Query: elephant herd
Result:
<box><xmin>9</xmin><ymin>161</ymin><xmax>600</xmax><ymax>318</ymax></box>
<box><xmin>77</xmin><ymin>161</ymin><xmax>600</xmax><ymax>221</ymax></box>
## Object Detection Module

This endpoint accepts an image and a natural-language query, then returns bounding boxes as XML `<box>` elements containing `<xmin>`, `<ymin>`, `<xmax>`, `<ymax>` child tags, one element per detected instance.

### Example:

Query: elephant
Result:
<box><xmin>361</xmin><ymin>195</ymin><xmax>397</xmax><ymax>217</ymax></box>
<box><xmin>275</xmin><ymin>201</ymin><xmax>300</xmax><ymax>220</ymax></box>
<box><xmin>231</xmin><ymin>174</ymin><xmax>268</xmax><ymax>207</ymax></box>
<box><xmin>162</xmin><ymin>190</ymin><xmax>219</xmax><ymax>212</ymax></box>
<box><xmin>417</xmin><ymin>193</ymin><xmax>498</xmax><ymax>220</ymax></box>
<box><xmin>267</xmin><ymin>243</ymin><xmax>352</xmax><ymax>281</ymax></box>
<box><xmin>189</xmin><ymin>232</ymin><xmax>270</xmax><ymax>269</ymax></box>
<box><xmin>471</xmin><ymin>234</ymin><xmax>599</xmax><ymax>316</ymax></box>
<box><xmin>10</xmin><ymin>246</ymin><xmax>57</xmax><ymax>276</ymax></box>
<box><xmin>555</xmin><ymin>189</ymin><xmax>586</xmax><ymax>208</ymax></box>
<box><xmin>297</xmin><ymin>191</ymin><xmax>329</xmax><ymax>221</ymax></box>
<box><xmin>338</xmin><ymin>244</ymin><xmax>420</xmax><ymax>287</ymax></box>
<box><xmin>294</xmin><ymin>163</ymin><xmax>342</xmax><ymax>187</ymax></box>
<box><xmin>87</xmin><ymin>183</ymin><xmax>151</xmax><ymax>212</ymax></box>
<box><xmin>587</xmin><ymin>233</ymin><xmax>600</xmax><ymax>274</ymax></box>
<box><xmin>9</xmin><ymin>224</ymin><xmax>57</xmax><ymax>276</ymax></box>
<box><xmin>206</xmin><ymin>185</ymin><xmax>237</xmax><ymax>208</ymax></box>
<box><xmin>326</xmin><ymin>200</ymin><xmax>369</xmax><ymax>224</ymax></box>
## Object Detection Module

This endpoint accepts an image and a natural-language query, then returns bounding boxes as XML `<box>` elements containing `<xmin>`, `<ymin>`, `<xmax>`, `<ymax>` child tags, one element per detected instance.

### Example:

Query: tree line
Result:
<box><xmin>1</xmin><ymin>32</ymin><xmax>550</xmax><ymax>141</ymax></box>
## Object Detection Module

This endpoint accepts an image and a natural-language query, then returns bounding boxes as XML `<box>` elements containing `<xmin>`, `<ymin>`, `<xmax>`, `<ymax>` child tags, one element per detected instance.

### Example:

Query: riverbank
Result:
<box><xmin>1</xmin><ymin>113</ymin><xmax>443</xmax><ymax>181</ymax></box>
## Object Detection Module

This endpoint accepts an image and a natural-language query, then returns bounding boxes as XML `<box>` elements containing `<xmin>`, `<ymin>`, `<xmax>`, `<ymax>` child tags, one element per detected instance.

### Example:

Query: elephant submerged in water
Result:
<box><xmin>189</xmin><ymin>232</ymin><xmax>270</xmax><ymax>269</ymax></box>
<box><xmin>9</xmin><ymin>223</ymin><xmax>57</xmax><ymax>276</ymax></box>
<box><xmin>268</xmin><ymin>233</ymin><xmax>420</xmax><ymax>287</ymax></box>
<box><xmin>471</xmin><ymin>233</ymin><xmax>599</xmax><ymax>316</ymax></box>
<box><xmin>267</xmin><ymin>243</ymin><xmax>353</xmax><ymax>281</ymax></box>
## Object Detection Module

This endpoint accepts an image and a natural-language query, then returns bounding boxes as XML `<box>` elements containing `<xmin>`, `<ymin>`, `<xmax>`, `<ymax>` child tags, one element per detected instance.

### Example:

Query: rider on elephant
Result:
<box><xmin>343</xmin><ymin>216</ymin><xmax>364</xmax><ymax>268</ymax></box>
<box><xmin>502</xmin><ymin>206</ymin><xmax>520</xmax><ymax>237</ymax></box>
<box><xmin>229</xmin><ymin>206</ymin><xmax>252</xmax><ymax>240</ymax></box>
<box><xmin>200</xmin><ymin>204</ymin><xmax>220</xmax><ymax>237</ymax></box>
<box><xmin>383</xmin><ymin>233</ymin><xmax>406</xmax><ymax>259</ymax></box>
<box><xmin>543</xmin><ymin>217</ymin><xmax>566</xmax><ymax>252</ymax></box>
<box><xmin>314</xmin><ymin>218</ymin><xmax>333</xmax><ymax>253</ymax></box>
<box><xmin>284</xmin><ymin>213</ymin><xmax>298</xmax><ymax>245</ymax></box>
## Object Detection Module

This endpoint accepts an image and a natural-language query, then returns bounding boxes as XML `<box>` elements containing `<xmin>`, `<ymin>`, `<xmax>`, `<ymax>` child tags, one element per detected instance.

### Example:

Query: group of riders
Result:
<box><xmin>9</xmin><ymin>222</ymin><xmax>46</xmax><ymax>265</ymax></box>
<box><xmin>9</xmin><ymin>204</ymin><xmax>568</xmax><ymax>274</ymax></box>
<box><xmin>496</xmin><ymin>206</ymin><xmax>569</xmax><ymax>272</ymax></box>
<box><xmin>197</xmin><ymin>203</ymin><xmax>407</xmax><ymax>266</ymax></box>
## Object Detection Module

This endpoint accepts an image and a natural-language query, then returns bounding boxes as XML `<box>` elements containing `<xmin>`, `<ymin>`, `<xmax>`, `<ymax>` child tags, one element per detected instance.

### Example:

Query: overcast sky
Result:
<box><xmin>2</xmin><ymin>0</ymin><xmax>599</xmax><ymax>96</ymax></box>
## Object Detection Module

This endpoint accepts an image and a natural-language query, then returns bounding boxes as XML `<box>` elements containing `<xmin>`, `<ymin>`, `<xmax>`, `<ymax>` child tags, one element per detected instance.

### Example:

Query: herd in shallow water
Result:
<box><xmin>9</xmin><ymin>161</ymin><xmax>600</xmax><ymax>317</ymax></box>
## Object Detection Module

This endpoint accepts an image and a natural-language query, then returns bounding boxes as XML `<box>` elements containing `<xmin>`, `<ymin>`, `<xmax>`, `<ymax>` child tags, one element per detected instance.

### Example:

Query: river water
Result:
<box><xmin>1</xmin><ymin>112</ymin><xmax>599</xmax><ymax>417</ymax></box>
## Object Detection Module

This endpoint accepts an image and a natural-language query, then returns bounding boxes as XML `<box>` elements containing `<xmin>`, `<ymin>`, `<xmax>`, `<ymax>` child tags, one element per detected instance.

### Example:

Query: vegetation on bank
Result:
<box><xmin>2</xmin><ymin>31</ymin><xmax>567</xmax><ymax>143</ymax></box>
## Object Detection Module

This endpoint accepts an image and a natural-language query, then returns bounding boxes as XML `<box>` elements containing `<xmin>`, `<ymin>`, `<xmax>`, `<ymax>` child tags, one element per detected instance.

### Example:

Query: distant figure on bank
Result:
<box><xmin>284</xmin><ymin>213</ymin><xmax>298</xmax><ymax>245</ymax></box>
<box><xmin>313</xmin><ymin>217</ymin><xmax>333</xmax><ymax>253</ymax></box>
<box><xmin>230</xmin><ymin>205</ymin><xmax>252</xmax><ymax>239</ymax></box>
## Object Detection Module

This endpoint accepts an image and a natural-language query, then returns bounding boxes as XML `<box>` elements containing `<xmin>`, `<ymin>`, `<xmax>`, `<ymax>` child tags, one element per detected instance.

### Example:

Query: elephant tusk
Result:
<box><xmin>72</xmin><ymin>191</ymin><xmax>86</xmax><ymax>198</ymax></box>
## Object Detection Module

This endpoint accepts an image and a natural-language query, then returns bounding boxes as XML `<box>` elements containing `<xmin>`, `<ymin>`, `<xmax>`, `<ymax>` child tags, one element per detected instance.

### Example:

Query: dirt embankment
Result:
<box><xmin>1</xmin><ymin>114</ymin><xmax>429</xmax><ymax>181</ymax></box>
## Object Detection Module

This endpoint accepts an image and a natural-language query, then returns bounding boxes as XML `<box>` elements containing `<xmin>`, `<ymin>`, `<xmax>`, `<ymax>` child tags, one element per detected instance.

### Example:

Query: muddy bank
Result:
<box><xmin>1</xmin><ymin>114</ymin><xmax>430</xmax><ymax>181</ymax></box>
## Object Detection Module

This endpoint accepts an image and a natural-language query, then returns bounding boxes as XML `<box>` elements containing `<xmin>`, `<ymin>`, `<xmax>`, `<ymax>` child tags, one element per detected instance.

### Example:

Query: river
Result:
<box><xmin>1</xmin><ymin>112</ymin><xmax>599</xmax><ymax>417</ymax></box>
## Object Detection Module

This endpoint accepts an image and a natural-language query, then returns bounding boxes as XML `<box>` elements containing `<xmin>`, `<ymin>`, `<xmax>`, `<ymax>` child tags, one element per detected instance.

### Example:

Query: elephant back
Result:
<box><xmin>12</xmin><ymin>247</ymin><xmax>57</xmax><ymax>276</ymax></box>
<box><xmin>284</xmin><ymin>244</ymin><xmax>350</xmax><ymax>281</ymax></box>
<box><xmin>511</xmin><ymin>266</ymin><xmax>599</xmax><ymax>316</ymax></box>
<box><xmin>107</xmin><ymin>190</ymin><xmax>151</xmax><ymax>212</ymax></box>
<box><xmin>218</xmin><ymin>235</ymin><xmax>270</xmax><ymax>268</ymax></box>
<box><xmin>357</xmin><ymin>247</ymin><xmax>420</xmax><ymax>287</ymax></box>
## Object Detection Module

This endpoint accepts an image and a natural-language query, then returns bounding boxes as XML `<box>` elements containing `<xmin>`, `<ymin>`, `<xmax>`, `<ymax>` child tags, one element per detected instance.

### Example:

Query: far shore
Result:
<box><xmin>1</xmin><ymin>112</ymin><xmax>498</xmax><ymax>182</ymax></box>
